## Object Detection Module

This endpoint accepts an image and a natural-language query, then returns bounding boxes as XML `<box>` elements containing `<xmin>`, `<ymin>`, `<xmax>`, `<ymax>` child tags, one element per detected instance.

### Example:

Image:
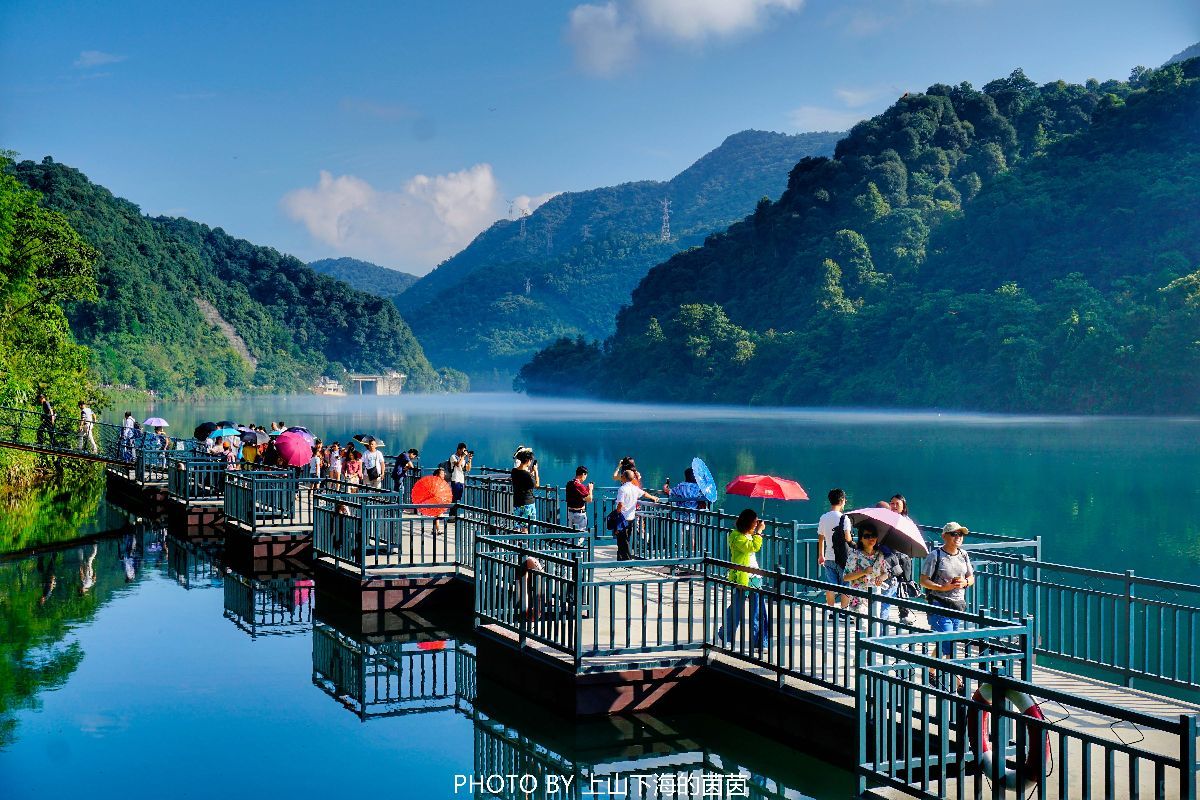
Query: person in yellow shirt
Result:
<box><xmin>718</xmin><ymin>509</ymin><xmax>770</xmax><ymax>650</ymax></box>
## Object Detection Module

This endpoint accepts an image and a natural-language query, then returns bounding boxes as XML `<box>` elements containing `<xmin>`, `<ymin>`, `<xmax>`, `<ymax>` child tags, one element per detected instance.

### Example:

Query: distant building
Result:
<box><xmin>347</xmin><ymin>371</ymin><xmax>406</xmax><ymax>395</ymax></box>
<box><xmin>313</xmin><ymin>377</ymin><xmax>346</xmax><ymax>396</ymax></box>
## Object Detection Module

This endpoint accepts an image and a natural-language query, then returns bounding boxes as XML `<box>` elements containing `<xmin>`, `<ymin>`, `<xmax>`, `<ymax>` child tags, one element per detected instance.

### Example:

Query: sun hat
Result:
<box><xmin>942</xmin><ymin>521</ymin><xmax>970</xmax><ymax>536</ymax></box>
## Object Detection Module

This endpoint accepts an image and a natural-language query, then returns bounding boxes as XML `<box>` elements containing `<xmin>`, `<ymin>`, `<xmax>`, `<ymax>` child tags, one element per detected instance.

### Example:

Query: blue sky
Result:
<box><xmin>1</xmin><ymin>1</ymin><xmax>1195</xmax><ymax>274</ymax></box>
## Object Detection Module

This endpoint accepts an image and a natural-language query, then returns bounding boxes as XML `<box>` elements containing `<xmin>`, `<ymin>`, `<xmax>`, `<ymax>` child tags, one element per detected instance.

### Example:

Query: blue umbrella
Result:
<box><xmin>691</xmin><ymin>457</ymin><xmax>718</xmax><ymax>503</ymax></box>
<box><xmin>212</xmin><ymin>427</ymin><xmax>241</xmax><ymax>438</ymax></box>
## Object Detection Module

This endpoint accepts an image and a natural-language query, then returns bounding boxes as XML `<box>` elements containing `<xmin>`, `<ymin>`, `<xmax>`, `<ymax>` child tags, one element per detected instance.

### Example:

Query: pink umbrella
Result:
<box><xmin>845</xmin><ymin>507</ymin><xmax>929</xmax><ymax>558</ymax></box>
<box><xmin>275</xmin><ymin>431</ymin><xmax>312</xmax><ymax>468</ymax></box>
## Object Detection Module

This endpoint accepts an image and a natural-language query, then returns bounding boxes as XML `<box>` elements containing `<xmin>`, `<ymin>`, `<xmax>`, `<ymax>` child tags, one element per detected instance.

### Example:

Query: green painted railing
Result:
<box><xmin>166</xmin><ymin>452</ymin><xmax>227</xmax><ymax>503</ymax></box>
<box><xmin>312</xmin><ymin>487</ymin><xmax>456</xmax><ymax>578</ymax></box>
<box><xmin>165</xmin><ymin>533</ymin><xmax>222</xmax><ymax>591</ymax></box>
<box><xmin>223</xmin><ymin>468</ymin><xmax>306</xmax><ymax>532</ymax></box>
<box><xmin>463</xmin><ymin>473</ymin><xmax>561</xmax><ymax>524</ymax></box>
<box><xmin>0</xmin><ymin>403</ymin><xmax>132</xmax><ymax>465</ymax></box>
<box><xmin>856</xmin><ymin>628</ymin><xmax>1200</xmax><ymax>800</ymax></box>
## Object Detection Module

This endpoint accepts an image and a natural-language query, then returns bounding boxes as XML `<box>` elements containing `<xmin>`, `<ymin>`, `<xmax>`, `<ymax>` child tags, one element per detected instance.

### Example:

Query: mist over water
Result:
<box><xmin>137</xmin><ymin>392</ymin><xmax>1200</xmax><ymax>580</ymax></box>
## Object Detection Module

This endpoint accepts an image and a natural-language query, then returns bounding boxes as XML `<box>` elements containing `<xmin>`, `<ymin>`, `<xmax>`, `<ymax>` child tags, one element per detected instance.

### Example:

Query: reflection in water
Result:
<box><xmin>164</xmin><ymin>533</ymin><xmax>223</xmax><ymax>590</ymax></box>
<box><xmin>312</xmin><ymin>611</ymin><xmax>850</xmax><ymax>799</ymax></box>
<box><xmin>223</xmin><ymin>571</ymin><xmax>315</xmax><ymax>637</ymax></box>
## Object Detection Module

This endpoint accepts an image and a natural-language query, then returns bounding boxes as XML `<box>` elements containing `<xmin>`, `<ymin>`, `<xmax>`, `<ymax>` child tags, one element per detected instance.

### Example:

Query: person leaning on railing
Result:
<box><xmin>35</xmin><ymin>392</ymin><xmax>55</xmax><ymax>448</ymax></box>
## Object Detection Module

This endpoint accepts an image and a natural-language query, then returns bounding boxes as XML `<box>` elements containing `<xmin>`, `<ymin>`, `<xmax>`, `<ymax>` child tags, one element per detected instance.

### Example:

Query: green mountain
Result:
<box><xmin>1164</xmin><ymin>42</ymin><xmax>1200</xmax><ymax>66</ymax></box>
<box><xmin>12</xmin><ymin>158</ymin><xmax>452</xmax><ymax>397</ymax></box>
<box><xmin>395</xmin><ymin>130</ymin><xmax>842</xmax><ymax>385</ymax></box>
<box><xmin>518</xmin><ymin>60</ymin><xmax>1200</xmax><ymax>415</ymax></box>
<box><xmin>309</xmin><ymin>256</ymin><xmax>418</xmax><ymax>299</ymax></box>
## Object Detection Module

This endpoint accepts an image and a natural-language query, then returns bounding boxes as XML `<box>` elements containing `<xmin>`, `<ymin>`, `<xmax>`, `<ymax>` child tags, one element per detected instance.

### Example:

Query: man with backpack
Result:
<box><xmin>817</xmin><ymin>488</ymin><xmax>852</xmax><ymax>616</ymax></box>
<box><xmin>920</xmin><ymin>522</ymin><xmax>975</xmax><ymax>660</ymax></box>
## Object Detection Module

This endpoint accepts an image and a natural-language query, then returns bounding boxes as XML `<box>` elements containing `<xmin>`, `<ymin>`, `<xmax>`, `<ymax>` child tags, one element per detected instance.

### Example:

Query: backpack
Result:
<box><xmin>830</xmin><ymin>513</ymin><xmax>851</xmax><ymax>569</ymax></box>
<box><xmin>924</xmin><ymin>546</ymin><xmax>971</xmax><ymax>611</ymax></box>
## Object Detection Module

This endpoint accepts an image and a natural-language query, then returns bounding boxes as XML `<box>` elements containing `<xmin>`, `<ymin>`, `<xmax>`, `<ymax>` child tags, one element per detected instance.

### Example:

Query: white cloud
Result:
<box><xmin>567</xmin><ymin>0</ymin><xmax>803</xmax><ymax>76</ymax></box>
<box><xmin>786</xmin><ymin>105</ymin><xmax>870</xmax><ymax>133</ymax></box>
<box><xmin>74</xmin><ymin>50</ymin><xmax>126</xmax><ymax>69</ymax></box>
<box><xmin>511</xmin><ymin>192</ymin><xmax>559</xmax><ymax>215</ymax></box>
<box><xmin>632</xmin><ymin>0</ymin><xmax>803</xmax><ymax>41</ymax></box>
<box><xmin>282</xmin><ymin>164</ymin><xmax>506</xmax><ymax>273</ymax></box>
<box><xmin>568</xmin><ymin>3</ymin><xmax>638</xmax><ymax>75</ymax></box>
<box><xmin>834</xmin><ymin>85</ymin><xmax>897</xmax><ymax>108</ymax></box>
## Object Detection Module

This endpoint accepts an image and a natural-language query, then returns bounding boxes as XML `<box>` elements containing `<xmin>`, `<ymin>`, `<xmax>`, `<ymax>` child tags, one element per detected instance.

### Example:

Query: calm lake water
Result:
<box><xmin>3</xmin><ymin>393</ymin><xmax>1198</xmax><ymax>799</ymax></box>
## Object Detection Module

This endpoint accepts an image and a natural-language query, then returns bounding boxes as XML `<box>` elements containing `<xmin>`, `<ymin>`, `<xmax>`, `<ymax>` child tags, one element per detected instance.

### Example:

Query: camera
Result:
<box><xmin>532</xmin><ymin>458</ymin><xmax>538</xmax><ymax>467</ymax></box>
<box><xmin>467</xmin><ymin>450</ymin><xmax>474</xmax><ymax>456</ymax></box>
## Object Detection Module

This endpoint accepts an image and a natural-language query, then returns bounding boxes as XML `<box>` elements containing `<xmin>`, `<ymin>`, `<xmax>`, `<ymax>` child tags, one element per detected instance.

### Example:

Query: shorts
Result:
<box><xmin>567</xmin><ymin>510</ymin><xmax>587</xmax><ymax>531</ymax></box>
<box><xmin>514</xmin><ymin>504</ymin><xmax>536</xmax><ymax>520</ymax></box>
<box><xmin>821</xmin><ymin>562</ymin><xmax>845</xmax><ymax>586</ymax></box>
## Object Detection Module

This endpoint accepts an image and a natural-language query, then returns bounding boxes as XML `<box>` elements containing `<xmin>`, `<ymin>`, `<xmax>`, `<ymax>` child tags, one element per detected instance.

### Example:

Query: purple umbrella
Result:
<box><xmin>845</xmin><ymin>507</ymin><xmax>929</xmax><ymax>558</ymax></box>
<box><xmin>275</xmin><ymin>431</ymin><xmax>313</xmax><ymax>468</ymax></box>
<box><xmin>143</xmin><ymin>417</ymin><xmax>169</xmax><ymax>428</ymax></box>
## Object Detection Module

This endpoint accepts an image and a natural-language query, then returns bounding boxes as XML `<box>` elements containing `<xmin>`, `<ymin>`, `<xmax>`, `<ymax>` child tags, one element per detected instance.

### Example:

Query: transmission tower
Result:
<box><xmin>660</xmin><ymin>198</ymin><xmax>671</xmax><ymax>241</ymax></box>
<box><xmin>524</xmin><ymin>276</ymin><xmax>532</xmax><ymax>295</ymax></box>
<box><xmin>519</xmin><ymin>208</ymin><xmax>530</xmax><ymax>240</ymax></box>
<box><xmin>581</xmin><ymin>223</ymin><xmax>592</xmax><ymax>241</ymax></box>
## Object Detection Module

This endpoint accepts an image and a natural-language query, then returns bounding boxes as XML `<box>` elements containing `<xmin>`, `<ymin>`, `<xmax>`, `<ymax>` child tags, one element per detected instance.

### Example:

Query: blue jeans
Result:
<box><xmin>451</xmin><ymin>481</ymin><xmax>464</xmax><ymax>502</ymax></box>
<box><xmin>927</xmin><ymin>612</ymin><xmax>964</xmax><ymax>658</ymax></box>
<box><xmin>721</xmin><ymin>587</ymin><xmax>770</xmax><ymax>649</ymax></box>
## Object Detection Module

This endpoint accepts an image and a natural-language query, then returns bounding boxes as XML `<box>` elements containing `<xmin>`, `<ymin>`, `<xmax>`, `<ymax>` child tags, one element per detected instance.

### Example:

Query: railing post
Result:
<box><xmin>573</xmin><ymin>553</ymin><xmax>583</xmax><ymax>671</ymax></box>
<box><xmin>1180</xmin><ymin>714</ymin><xmax>1197</xmax><ymax>800</ymax></box>
<box><xmin>855</xmin><ymin>630</ymin><xmax>869</xmax><ymax>798</ymax></box>
<box><xmin>1022</xmin><ymin>615</ymin><xmax>1035</xmax><ymax>682</ymax></box>
<box><xmin>867</xmin><ymin>586</ymin><xmax>878</xmax><ymax>640</ymax></box>
<box><xmin>775</xmin><ymin>565</ymin><xmax>786</xmax><ymax>688</ymax></box>
<box><xmin>1125</xmin><ymin>570</ymin><xmax>1136</xmax><ymax>687</ymax></box>
<box><xmin>517</xmin><ymin>547</ymin><xmax>528</xmax><ymax>650</ymax></box>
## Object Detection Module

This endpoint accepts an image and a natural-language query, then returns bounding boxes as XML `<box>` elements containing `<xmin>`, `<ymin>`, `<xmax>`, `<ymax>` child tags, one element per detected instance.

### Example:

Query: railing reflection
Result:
<box><xmin>312</xmin><ymin>612</ymin><xmax>476</xmax><ymax>720</ymax></box>
<box><xmin>223</xmin><ymin>570</ymin><xmax>315</xmax><ymax>637</ymax></box>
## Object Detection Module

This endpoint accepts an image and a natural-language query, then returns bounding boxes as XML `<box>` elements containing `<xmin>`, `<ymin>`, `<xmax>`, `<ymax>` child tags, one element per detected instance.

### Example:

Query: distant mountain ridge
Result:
<box><xmin>12</xmin><ymin>159</ymin><xmax>452</xmax><ymax>397</ymax></box>
<box><xmin>309</xmin><ymin>257</ymin><xmax>419</xmax><ymax>299</ymax></box>
<box><xmin>395</xmin><ymin>129</ymin><xmax>842</xmax><ymax>384</ymax></box>
<box><xmin>518</xmin><ymin>59</ymin><xmax>1200</xmax><ymax>415</ymax></box>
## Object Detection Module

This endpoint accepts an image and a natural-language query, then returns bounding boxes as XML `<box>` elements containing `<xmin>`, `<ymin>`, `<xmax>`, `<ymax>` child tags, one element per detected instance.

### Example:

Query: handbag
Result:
<box><xmin>366</xmin><ymin>466</ymin><xmax>380</xmax><ymax>481</ymax></box>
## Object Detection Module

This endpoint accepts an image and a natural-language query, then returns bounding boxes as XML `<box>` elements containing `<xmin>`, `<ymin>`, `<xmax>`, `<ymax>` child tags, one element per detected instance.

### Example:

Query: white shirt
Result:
<box><xmin>818</xmin><ymin>509</ymin><xmax>847</xmax><ymax>562</ymax></box>
<box><xmin>616</xmin><ymin>481</ymin><xmax>642</xmax><ymax>521</ymax></box>
<box><xmin>122</xmin><ymin>416</ymin><xmax>135</xmax><ymax>429</ymax></box>
<box><xmin>450</xmin><ymin>453</ymin><xmax>468</xmax><ymax>483</ymax></box>
<box><xmin>363</xmin><ymin>449</ymin><xmax>384</xmax><ymax>472</ymax></box>
<box><xmin>80</xmin><ymin>406</ymin><xmax>94</xmax><ymax>423</ymax></box>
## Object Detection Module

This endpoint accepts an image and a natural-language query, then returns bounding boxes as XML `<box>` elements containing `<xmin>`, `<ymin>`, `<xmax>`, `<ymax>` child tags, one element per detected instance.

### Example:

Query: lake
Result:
<box><xmin>2</xmin><ymin>393</ymin><xmax>1198</xmax><ymax>799</ymax></box>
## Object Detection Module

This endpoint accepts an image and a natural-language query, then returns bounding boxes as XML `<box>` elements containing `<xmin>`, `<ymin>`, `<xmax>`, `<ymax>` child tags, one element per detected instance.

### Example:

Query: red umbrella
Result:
<box><xmin>275</xmin><ymin>431</ymin><xmax>312</xmax><ymax>468</ymax></box>
<box><xmin>411</xmin><ymin>475</ymin><xmax>452</xmax><ymax>518</ymax></box>
<box><xmin>724</xmin><ymin>474</ymin><xmax>809</xmax><ymax>514</ymax></box>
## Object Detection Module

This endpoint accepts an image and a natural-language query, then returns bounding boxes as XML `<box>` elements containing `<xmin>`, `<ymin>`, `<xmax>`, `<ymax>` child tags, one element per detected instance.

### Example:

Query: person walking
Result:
<box><xmin>920</xmin><ymin>522</ymin><xmax>975</xmax><ymax>670</ymax></box>
<box><xmin>449</xmin><ymin>442</ymin><xmax>472</xmax><ymax>504</ymax></box>
<box><xmin>886</xmin><ymin>493</ymin><xmax>917</xmax><ymax>621</ymax></box>
<box><xmin>843</xmin><ymin>524</ymin><xmax>898</xmax><ymax>622</ymax></box>
<box><xmin>362</xmin><ymin>440</ymin><xmax>385</xmax><ymax>489</ymax></box>
<box><xmin>510</xmin><ymin>450</ymin><xmax>539</xmax><ymax>531</ymax></box>
<box><xmin>77</xmin><ymin>401</ymin><xmax>98</xmax><ymax>453</ymax></box>
<box><xmin>344</xmin><ymin>449</ymin><xmax>363</xmax><ymax>490</ymax></box>
<box><xmin>565</xmin><ymin>466</ymin><xmax>593</xmax><ymax>536</ymax></box>
<box><xmin>613</xmin><ymin>469</ymin><xmax>660</xmax><ymax>561</ymax></box>
<box><xmin>718</xmin><ymin>509</ymin><xmax>770</xmax><ymax>650</ymax></box>
<box><xmin>817</xmin><ymin>488</ymin><xmax>852</xmax><ymax>615</ymax></box>
<box><xmin>35</xmin><ymin>392</ymin><xmax>55</xmax><ymax>448</ymax></box>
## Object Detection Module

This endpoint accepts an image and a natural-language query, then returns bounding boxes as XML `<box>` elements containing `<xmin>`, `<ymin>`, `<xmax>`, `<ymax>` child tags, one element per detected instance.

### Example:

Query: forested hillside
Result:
<box><xmin>12</xmin><ymin>159</ymin><xmax>451</xmax><ymax>397</ymax></box>
<box><xmin>309</xmin><ymin>257</ymin><xmax>418</xmax><ymax>299</ymax></box>
<box><xmin>396</xmin><ymin>130</ymin><xmax>842</xmax><ymax>385</ymax></box>
<box><xmin>518</xmin><ymin>60</ymin><xmax>1200</xmax><ymax>414</ymax></box>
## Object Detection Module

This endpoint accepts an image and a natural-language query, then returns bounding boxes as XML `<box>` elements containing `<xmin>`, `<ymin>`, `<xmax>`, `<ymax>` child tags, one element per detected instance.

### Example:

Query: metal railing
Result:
<box><xmin>582</xmin><ymin>557</ymin><xmax>705</xmax><ymax>660</ymax></box>
<box><xmin>166</xmin><ymin>452</ymin><xmax>227</xmax><ymax>503</ymax></box>
<box><xmin>165</xmin><ymin>534</ymin><xmax>223</xmax><ymax>590</ymax></box>
<box><xmin>968</xmin><ymin>552</ymin><xmax>1200</xmax><ymax>692</ymax></box>
<box><xmin>702</xmin><ymin>557</ymin><xmax>1026</xmax><ymax>696</ymax></box>
<box><xmin>0</xmin><ymin>403</ymin><xmax>135</xmax><ymax>465</ymax></box>
<box><xmin>463</xmin><ymin>473</ymin><xmax>562</xmax><ymax>524</ymax></box>
<box><xmin>856</xmin><ymin>628</ymin><xmax>1200</xmax><ymax>800</ymax></box>
<box><xmin>311</xmin><ymin>621</ymin><xmax>477</xmax><ymax>719</ymax></box>
<box><xmin>223</xmin><ymin>571</ymin><xmax>314</xmax><ymax>637</ymax></box>
<box><xmin>223</xmin><ymin>468</ymin><xmax>308</xmax><ymax>532</ymax></box>
<box><xmin>312</xmin><ymin>487</ymin><xmax>457</xmax><ymax>578</ymax></box>
<box><xmin>474</xmin><ymin>535</ymin><xmax>584</xmax><ymax>668</ymax></box>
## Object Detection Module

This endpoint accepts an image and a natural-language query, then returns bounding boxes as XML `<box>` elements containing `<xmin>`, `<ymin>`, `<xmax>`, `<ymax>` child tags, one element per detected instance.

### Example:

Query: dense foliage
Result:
<box><xmin>309</xmin><ymin>256</ymin><xmax>418</xmax><ymax>299</ymax></box>
<box><xmin>396</xmin><ymin>130</ymin><xmax>842</xmax><ymax>386</ymax></box>
<box><xmin>519</xmin><ymin>61</ymin><xmax>1200</xmax><ymax>414</ymax></box>
<box><xmin>0</xmin><ymin>157</ymin><xmax>100</xmax><ymax>487</ymax></box>
<box><xmin>12</xmin><ymin>159</ymin><xmax>449</xmax><ymax>397</ymax></box>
